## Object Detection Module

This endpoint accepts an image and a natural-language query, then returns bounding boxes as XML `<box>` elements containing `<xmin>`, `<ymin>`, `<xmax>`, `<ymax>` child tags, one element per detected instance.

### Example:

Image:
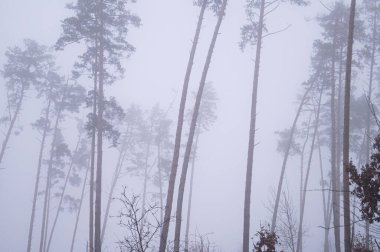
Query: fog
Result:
<box><xmin>0</xmin><ymin>0</ymin><xmax>378</xmax><ymax>251</ymax></box>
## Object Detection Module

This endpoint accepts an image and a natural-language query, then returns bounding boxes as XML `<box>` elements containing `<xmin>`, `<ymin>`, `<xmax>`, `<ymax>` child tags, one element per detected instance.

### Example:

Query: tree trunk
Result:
<box><xmin>184</xmin><ymin>127</ymin><xmax>201</xmax><ymax>252</ymax></box>
<box><xmin>318</xmin><ymin>132</ymin><xmax>331</xmax><ymax>252</ymax></box>
<box><xmin>157</xmin><ymin>142</ymin><xmax>164</xmax><ymax>226</ymax></box>
<box><xmin>296</xmin><ymin>87</ymin><xmax>323</xmax><ymax>252</ymax></box>
<box><xmin>271</xmin><ymin>84</ymin><xmax>313</xmax><ymax>232</ymax></box>
<box><xmin>100</xmin><ymin>137</ymin><xmax>128</xmax><ymax>244</ymax></box>
<box><xmin>39</xmin><ymin>108</ymin><xmax>62</xmax><ymax>252</ymax></box>
<box><xmin>242</xmin><ymin>1</ymin><xmax>265</xmax><ymax>251</ymax></box>
<box><xmin>94</xmin><ymin>0</ymin><xmax>105</xmax><ymax>250</ymax></box>
<box><xmin>89</xmin><ymin>46</ymin><xmax>98</xmax><ymax>252</ymax></box>
<box><xmin>364</xmin><ymin>9</ymin><xmax>377</xmax><ymax>248</ymax></box>
<box><xmin>71</xmin><ymin>162</ymin><xmax>90</xmax><ymax>252</ymax></box>
<box><xmin>329</xmin><ymin>18</ymin><xmax>341</xmax><ymax>252</ymax></box>
<box><xmin>158</xmin><ymin>2</ymin><xmax>208</xmax><ymax>251</ymax></box>
<box><xmin>343</xmin><ymin>1</ymin><xmax>356</xmax><ymax>251</ymax></box>
<box><xmin>173</xmin><ymin>1</ymin><xmax>228</xmax><ymax>250</ymax></box>
<box><xmin>141</xmin><ymin>134</ymin><xmax>152</xmax><ymax>226</ymax></box>
<box><xmin>0</xmin><ymin>85</ymin><xmax>25</xmax><ymax>166</ymax></box>
<box><xmin>46</xmin><ymin>133</ymin><xmax>83</xmax><ymax>252</ymax></box>
<box><xmin>27</xmin><ymin>97</ymin><xmax>52</xmax><ymax>252</ymax></box>
<box><xmin>298</xmin><ymin>113</ymin><xmax>313</xmax><ymax>252</ymax></box>
<box><xmin>43</xmin><ymin>184</ymin><xmax>51</xmax><ymax>252</ymax></box>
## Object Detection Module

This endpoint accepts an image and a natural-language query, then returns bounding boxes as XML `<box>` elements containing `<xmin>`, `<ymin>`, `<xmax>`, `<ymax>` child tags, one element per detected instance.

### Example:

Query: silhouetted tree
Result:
<box><xmin>159</xmin><ymin>1</ymin><xmax>222</xmax><ymax>251</ymax></box>
<box><xmin>240</xmin><ymin>1</ymin><xmax>308</xmax><ymax>250</ymax></box>
<box><xmin>117</xmin><ymin>188</ymin><xmax>161</xmax><ymax>252</ymax></box>
<box><xmin>57</xmin><ymin>1</ymin><xmax>140</xmax><ymax>250</ymax></box>
<box><xmin>1</xmin><ymin>40</ymin><xmax>52</xmax><ymax>168</ymax></box>
<box><xmin>173</xmin><ymin>1</ymin><xmax>227</xmax><ymax>250</ymax></box>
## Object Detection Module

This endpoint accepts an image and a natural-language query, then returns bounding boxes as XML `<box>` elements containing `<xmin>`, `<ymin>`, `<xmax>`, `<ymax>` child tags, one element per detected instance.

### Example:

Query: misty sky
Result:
<box><xmin>0</xmin><ymin>0</ymin><xmax>351</xmax><ymax>251</ymax></box>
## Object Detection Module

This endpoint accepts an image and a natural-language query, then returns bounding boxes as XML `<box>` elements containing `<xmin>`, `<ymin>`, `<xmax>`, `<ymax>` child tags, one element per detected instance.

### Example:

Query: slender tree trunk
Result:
<box><xmin>343</xmin><ymin>1</ymin><xmax>356</xmax><ymax>251</ymax></box>
<box><xmin>298</xmin><ymin>114</ymin><xmax>313</xmax><ymax>252</ymax></box>
<box><xmin>0</xmin><ymin>85</ymin><xmax>25</xmax><ymax>166</ymax></box>
<box><xmin>157</xmin><ymin>142</ymin><xmax>164</xmax><ymax>226</ymax></box>
<box><xmin>141</xmin><ymin>135</ymin><xmax>152</xmax><ymax>224</ymax></box>
<box><xmin>242</xmin><ymin>1</ymin><xmax>265</xmax><ymax>251</ymax></box>
<box><xmin>46</xmin><ymin>133</ymin><xmax>83</xmax><ymax>252</ymax></box>
<box><xmin>184</xmin><ymin>127</ymin><xmax>200</xmax><ymax>252</ymax></box>
<box><xmin>318</xmin><ymin>132</ymin><xmax>331</xmax><ymax>252</ymax></box>
<box><xmin>173</xmin><ymin>1</ymin><xmax>228</xmax><ymax>250</ymax></box>
<box><xmin>296</xmin><ymin>87</ymin><xmax>323</xmax><ymax>252</ymax></box>
<box><xmin>365</xmin><ymin>10</ymin><xmax>377</xmax><ymax>248</ymax></box>
<box><xmin>27</xmin><ymin>98</ymin><xmax>52</xmax><ymax>252</ymax></box>
<box><xmin>271</xmin><ymin>84</ymin><xmax>313</xmax><ymax>232</ymax></box>
<box><xmin>43</xmin><ymin>184</ymin><xmax>51</xmax><ymax>252</ymax></box>
<box><xmin>71</xmin><ymin>162</ymin><xmax>90</xmax><ymax>252</ymax></box>
<box><xmin>100</xmin><ymin>138</ymin><xmax>128</xmax><ymax>244</ymax></box>
<box><xmin>336</xmin><ymin>45</ymin><xmax>343</xmax><ymax>249</ymax></box>
<box><xmin>329</xmin><ymin>18</ymin><xmax>341</xmax><ymax>252</ymax></box>
<box><xmin>159</xmin><ymin>2</ymin><xmax>208</xmax><ymax>251</ymax></box>
<box><xmin>39</xmin><ymin>108</ymin><xmax>62</xmax><ymax>252</ymax></box>
<box><xmin>94</xmin><ymin>3</ymin><xmax>105</xmax><ymax>250</ymax></box>
<box><xmin>89</xmin><ymin>48</ymin><xmax>98</xmax><ymax>252</ymax></box>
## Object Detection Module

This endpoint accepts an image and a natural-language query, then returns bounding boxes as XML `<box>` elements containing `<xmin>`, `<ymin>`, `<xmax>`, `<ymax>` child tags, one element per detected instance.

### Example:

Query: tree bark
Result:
<box><xmin>173</xmin><ymin>1</ymin><xmax>228</xmax><ymax>250</ymax></box>
<box><xmin>242</xmin><ymin>1</ymin><xmax>265</xmax><ymax>251</ymax></box>
<box><xmin>343</xmin><ymin>1</ymin><xmax>356</xmax><ymax>251</ymax></box>
<box><xmin>158</xmin><ymin>2</ymin><xmax>208</xmax><ymax>251</ymax></box>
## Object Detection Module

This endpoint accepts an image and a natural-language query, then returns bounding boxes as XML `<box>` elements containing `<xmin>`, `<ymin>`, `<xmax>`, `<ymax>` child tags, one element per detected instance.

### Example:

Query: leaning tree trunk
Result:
<box><xmin>296</xmin><ymin>87</ymin><xmax>323</xmax><ymax>252</ymax></box>
<box><xmin>46</xmin><ymin>133</ymin><xmax>83</xmax><ymax>252</ymax></box>
<box><xmin>271</xmin><ymin>83</ymin><xmax>313</xmax><ymax>232</ymax></box>
<box><xmin>70</xmin><ymin>162</ymin><xmax>90</xmax><ymax>252</ymax></box>
<box><xmin>39</xmin><ymin>108</ymin><xmax>62</xmax><ymax>252</ymax></box>
<box><xmin>184</xmin><ymin>126</ymin><xmax>201</xmax><ymax>252</ymax></box>
<box><xmin>101</xmin><ymin>136</ymin><xmax>128</xmax><ymax>245</ymax></box>
<box><xmin>343</xmin><ymin>1</ymin><xmax>356</xmax><ymax>251</ymax></box>
<box><xmin>27</xmin><ymin>97</ymin><xmax>52</xmax><ymax>252</ymax></box>
<box><xmin>158</xmin><ymin>1</ymin><xmax>208</xmax><ymax>251</ymax></box>
<box><xmin>0</xmin><ymin>85</ymin><xmax>25</xmax><ymax>166</ymax></box>
<box><xmin>173</xmin><ymin>1</ymin><xmax>228</xmax><ymax>250</ymax></box>
<box><xmin>242</xmin><ymin>1</ymin><xmax>265</xmax><ymax>251</ymax></box>
<box><xmin>317</xmin><ymin>132</ymin><xmax>332</xmax><ymax>252</ymax></box>
<box><xmin>298</xmin><ymin>114</ymin><xmax>313</xmax><ymax>252</ymax></box>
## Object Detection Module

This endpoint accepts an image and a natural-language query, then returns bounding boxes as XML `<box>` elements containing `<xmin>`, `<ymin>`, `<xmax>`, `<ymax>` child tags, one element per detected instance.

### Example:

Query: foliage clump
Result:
<box><xmin>253</xmin><ymin>225</ymin><xmax>281</xmax><ymax>252</ymax></box>
<box><xmin>349</xmin><ymin>135</ymin><xmax>380</xmax><ymax>223</ymax></box>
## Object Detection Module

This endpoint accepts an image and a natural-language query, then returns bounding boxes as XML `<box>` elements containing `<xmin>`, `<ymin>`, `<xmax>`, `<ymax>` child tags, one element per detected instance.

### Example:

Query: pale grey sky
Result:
<box><xmin>0</xmin><ymin>0</ymin><xmax>348</xmax><ymax>251</ymax></box>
